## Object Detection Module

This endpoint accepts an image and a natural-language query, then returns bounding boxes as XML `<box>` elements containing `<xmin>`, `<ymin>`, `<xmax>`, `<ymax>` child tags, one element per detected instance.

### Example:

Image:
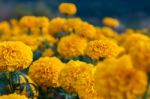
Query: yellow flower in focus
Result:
<box><xmin>29</xmin><ymin>57</ymin><xmax>65</xmax><ymax>87</ymax></box>
<box><xmin>57</xmin><ymin>34</ymin><xmax>87</xmax><ymax>58</ymax></box>
<box><xmin>59</xmin><ymin>3</ymin><xmax>77</xmax><ymax>15</ymax></box>
<box><xmin>94</xmin><ymin>55</ymin><xmax>147</xmax><ymax>99</ymax></box>
<box><xmin>0</xmin><ymin>41</ymin><xmax>33</xmax><ymax>72</ymax></box>
<box><xmin>48</xmin><ymin>17</ymin><xmax>66</xmax><ymax>35</ymax></box>
<box><xmin>85</xmin><ymin>39</ymin><xmax>121</xmax><ymax>59</ymax></box>
<box><xmin>75</xmin><ymin>22</ymin><xmax>97</xmax><ymax>40</ymax></box>
<box><xmin>123</xmin><ymin>33</ymin><xmax>150</xmax><ymax>72</ymax></box>
<box><xmin>63</xmin><ymin>18</ymin><xmax>83</xmax><ymax>33</ymax></box>
<box><xmin>0</xmin><ymin>93</ymin><xmax>27</xmax><ymax>99</ymax></box>
<box><xmin>59</xmin><ymin>60</ymin><xmax>93</xmax><ymax>93</ymax></box>
<box><xmin>102</xmin><ymin>17</ymin><xmax>119</xmax><ymax>27</ymax></box>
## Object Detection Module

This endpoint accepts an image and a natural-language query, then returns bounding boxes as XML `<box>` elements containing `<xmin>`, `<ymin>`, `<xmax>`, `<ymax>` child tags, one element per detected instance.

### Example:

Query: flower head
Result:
<box><xmin>11</xmin><ymin>35</ymin><xmax>43</xmax><ymax>51</ymax></box>
<box><xmin>29</xmin><ymin>57</ymin><xmax>65</xmax><ymax>87</ymax></box>
<box><xmin>63</xmin><ymin>18</ymin><xmax>83</xmax><ymax>33</ymax></box>
<box><xmin>85</xmin><ymin>39</ymin><xmax>121</xmax><ymax>59</ymax></box>
<box><xmin>75</xmin><ymin>70</ymin><xmax>102</xmax><ymax>99</ymax></box>
<box><xmin>75</xmin><ymin>22</ymin><xmax>97</xmax><ymax>40</ymax></box>
<box><xmin>48</xmin><ymin>17</ymin><xmax>66</xmax><ymax>35</ymax></box>
<box><xmin>94</xmin><ymin>55</ymin><xmax>147</xmax><ymax>99</ymax></box>
<box><xmin>123</xmin><ymin>33</ymin><xmax>150</xmax><ymax>72</ymax></box>
<box><xmin>20</xmin><ymin>16</ymin><xmax>49</xmax><ymax>28</ymax></box>
<box><xmin>57</xmin><ymin>34</ymin><xmax>87</xmax><ymax>58</ymax></box>
<box><xmin>59</xmin><ymin>60</ymin><xmax>93</xmax><ymax>92</ymax></box>
<box><xmin>102</xmin><ymin>17</ymin><xmax>119</xmax><ymax>28</ymax></box>
<box><xmin>59</xmin><ymin>3</ymin><xmax>77</xmax><ymax>15</ymax></box>
<box><xmin>0</xmin><ymin>41</ymin><xmax>33</xmax><ymax>72</ymax></box>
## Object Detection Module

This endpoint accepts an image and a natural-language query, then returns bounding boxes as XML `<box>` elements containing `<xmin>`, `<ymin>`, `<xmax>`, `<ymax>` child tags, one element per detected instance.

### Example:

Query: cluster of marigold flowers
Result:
<box><xmin>0</xmin><ymin>2</ymin><xmax>150</xmax><ymax>99</ymax></box>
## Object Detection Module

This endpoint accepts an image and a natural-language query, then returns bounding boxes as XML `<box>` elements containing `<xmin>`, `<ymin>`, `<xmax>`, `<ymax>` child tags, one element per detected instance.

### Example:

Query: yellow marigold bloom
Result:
<box><xmin>59</xmin><ymin>3</ymin><xmax>77</xmax><ymax>15</ymax></box>
<box><xmin>57</xmin><ymin>34</ymin><xmax>87</xmax><ymax>58</ymax></box>
<box><xmin>63</xmin><ymin>18</ymin><xmax>83</xmax><ymax>33</ymax></box>
<box><xmin>75</xmin><ymin>22</ymin><xmax>97</xmax><ymax>40</ymax></box>
<box><xmin>29</xmin><ymin>57</ymin><xmax>65</xmax><ymax>87</ymax></box>
<box><xmin>20</xmin><ymin>16</ymin><xmax>37</xmax><ymax>28</ymax></box>
<box><xmin>0</xmin><ymin>21</ymin><xmax>11</xmax><ymax>36</ymax></box>
<box><xmin>0</xmin><ymin>41</ymin><xmax>33</xmax><ymax>72</ymax></box>
<box><xmin>20</xmin><ymin>16</ymin><xmax>49</xmax><ymax>28</ymax></box>
<box><xmin>0</xmin><ymin>93</ymin><xmax>27</xmax><ymax>99</ymax></box>
<box><xmin>48</xmin><ymin>17</ymin><xmax>66</xmax><ymax>35</ymax></box>
<box><xmin>11</xmin><ymin>35</ymin><xmax>43</xmax><ymax>52</ymax></box>
<box><xmin>85</xmin><ymin>39</ymin><xmax>121</xmax><ymax>59</ymax></box>
<box><xmin>59</xmin><ymin>60</ymin><xmax>93</xmax><ymax>93</ymax></box>
<box><xmin>101</xmin><ymin>27</ymin><xmax>118</xmax><ymax>38</ymax></box>
<box><xmin>94</xmin><ymin>55</ymin><xmax>147</xmax><ymax>99</ymax></box>
<box><xmin>102</xmin><ymin>17</ymin><xmax>119</xmax><ymax>27</ymax></box>
<box><xmin>42</xmin><ymin>49</ymin><xmax>54</xmax><ymax>57</ymax></box>
<box><xmin>75</xmin><ymin>71</ymin><xmax>103</xmax><ymax>99</ymax></box>
<box><xmin>36</xmin><ymin>16</ymin><xmax>49</xmax><ymax>27</ymax></box>
<box><xmin>123</xmin><ymin>33</ymin><xmax>150</xmax><ymax>72</ymax></box>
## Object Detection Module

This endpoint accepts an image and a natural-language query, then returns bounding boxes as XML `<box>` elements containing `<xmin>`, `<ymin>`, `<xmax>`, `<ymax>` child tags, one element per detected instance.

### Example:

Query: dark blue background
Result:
<box><xmin>0</xmin><ymin>0</ymin><xmax>150</xmax><ymax>28</ymax></box>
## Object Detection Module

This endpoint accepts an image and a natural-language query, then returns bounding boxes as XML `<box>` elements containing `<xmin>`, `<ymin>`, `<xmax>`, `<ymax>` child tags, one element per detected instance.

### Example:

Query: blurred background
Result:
<box><xmin>0</xmin><ymin>0</ymin><xmax>150</xmax><ymax>28</ymax></box>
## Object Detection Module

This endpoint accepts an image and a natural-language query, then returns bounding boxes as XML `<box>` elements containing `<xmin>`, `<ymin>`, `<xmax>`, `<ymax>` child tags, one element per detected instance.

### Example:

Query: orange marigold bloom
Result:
<box><xmin>75</xmin><ymin>22</ymin><xmax>97</xmax><ymax>40</ymax></box>
<box><xmin>57</xmin><ymin>34</ymin><xmax>87</xmax><ymax>58</ymax></box>
<box><xmin>102</xmin><ymin>17</ymin><xmax>119</xmax><ymax>28</ymax></box>
<box><xmin>94</xmin><ymin>55</ymin><xmax>147</xmax><ymax>99</ymax></box>
<box><xmin>29</xmin><ymin>57</ymin><xmax>65</xmax><ymax>87</ymax></box>
<box><xmin>48</xmin><ymin>17</ymin><xmax>66</xmax><ymax>35</ymax></box>
<box><xmin>59</xmin><ymin>60</ymin><xmax>93</xmax><ymax>93</ymax></box>
<box><xmin>85</xmin><ymin>39</ymin><xmax>121</xmax><ymax>59</ymax></box>
<box><xmin>123</xmin><ymin>33</ymin><xmax>150</xmax><ymax>72</ymax></box>
<box><xmin>59</xmin><ymin>3</ymin><xmax>77</xmax><ymax>15</ymax></box>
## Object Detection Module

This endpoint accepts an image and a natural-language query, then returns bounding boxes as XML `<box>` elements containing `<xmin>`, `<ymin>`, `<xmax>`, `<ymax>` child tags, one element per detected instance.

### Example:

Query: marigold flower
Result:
<box><xmin>63</xmin><ymin>18</ymin><xmax>83</xmax><ymax>33</ymax></box>
<box><xmin>48</xmin><ymin>17</ymin><xmax>66</xmax><ymax>35</ymax></box>
<box><xmin>36</xmin><ymin>16</ymin><xmax>49</xmax><ymax>27</ymax></box>
<box><xmin>75</xmin><ymin>22</ymin><xmax>97</xmax><ymax>40</ymax></box>
<box><xmin>0</xmin><ymin>93</ymin><xmax>28</xmax><ymax>99</ymax></box>
<box><xmin>75</xmin><ymin>70</ymin><xmax>103</xmax><ymax>99</ymax></box>
<box><xmin>59</xmin><ymin>60</ymin><xmax>93</xmax><ymax>93</ymax></box>
<box><xmin>57</xmin><ymin>34</ymin><xmax>87</xmax><ymax>58</ymax></box>
<box><xmin>0</xmin><ymin>21</ymin><xmax>11</xmax><ymax>36</ymax></box>
<box><xmin>20</xmin><ymin>16</ymin><xmax>37</xmax><ymax>28</ymax></box>
<box><xmin>20</xmin><ymin>16</ymin><xmax>49</xmax><ymax>28</ymax></box>
<box><xmin>94</xmin><ymin>55</ymin><xmax>147</xmax><ymax>99</ymax></box>
<box><xmin>59</xmin><ymin>3</ymin><xmax>77</xmax><ymax>15</ymax></box>
<box><xmin>123</xmin><ymin>33</ymin><xmax>150</xmax><ymax>72</ymax></box>
<box><xmin>85</xmin><ymin>39</ymin><xmax>121</xmax><ymax>59</ymax></box>
<box><xmin>0</xmin><ymin>41</ymin><xmax>33</xmax><ymax>72</ymax></box>
<box><xmin>102</xmin><ymin>17</ymin><xmax>119</xmax><ymax>27</ymax></box>
<box><xmin>11</xmin><ymin>35</ymin><xmax>43</xmax><ymax>51</ymax></box>
<box><xmin>101</xmin><ymin>27</ymin><xmax>118</xmax><ymax>38</ymax></box>
<box><xmin>28</xmin><ymin>57</ymin><xmax>65</xmax><ymax>87</ymax></box>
